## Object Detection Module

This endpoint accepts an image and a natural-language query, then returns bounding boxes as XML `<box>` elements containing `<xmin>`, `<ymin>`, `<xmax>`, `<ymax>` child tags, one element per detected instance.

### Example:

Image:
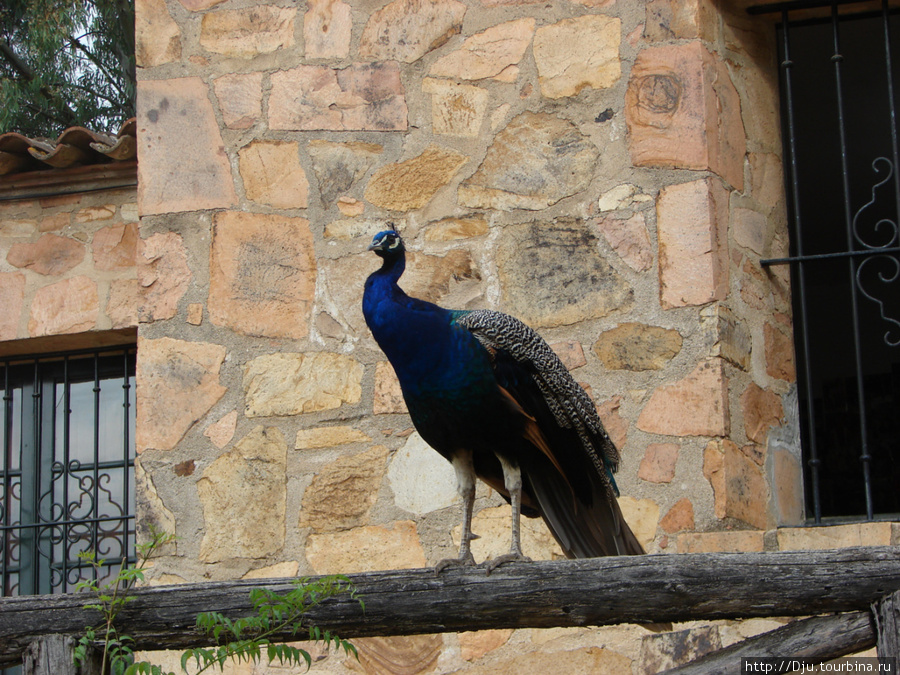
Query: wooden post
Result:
<box><xmin>22</xmin><ymin>635</ymin><xmax>102</xmax><ymax>675</ymax></box>
<box><xmin>875</xmin><ymin>589</ymin><xmax>900</xmax><ymax>660</ymax></box>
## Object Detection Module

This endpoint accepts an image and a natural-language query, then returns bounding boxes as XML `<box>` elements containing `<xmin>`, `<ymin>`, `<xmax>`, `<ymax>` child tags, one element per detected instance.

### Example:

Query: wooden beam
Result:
<box><xmin>875</xmin><ymin>589</ymin><xmax>900</xmax><ymax>659</ymax></box>
<box><xmin>1</xmin><ymin>546</ymin><xmax>898</xmax><ymax>667</ymax></box>
<box><xmin>661</xmin><ymin>611</ymin><xmax>875</xmax><ymax>674</ymax></box>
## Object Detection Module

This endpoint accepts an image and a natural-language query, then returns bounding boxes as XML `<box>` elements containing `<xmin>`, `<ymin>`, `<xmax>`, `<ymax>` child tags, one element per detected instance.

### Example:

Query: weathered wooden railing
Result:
<box><xmin>2</xmin><ymin>546</ymin><xmax>899</xmax><ymax>674</ymax></box>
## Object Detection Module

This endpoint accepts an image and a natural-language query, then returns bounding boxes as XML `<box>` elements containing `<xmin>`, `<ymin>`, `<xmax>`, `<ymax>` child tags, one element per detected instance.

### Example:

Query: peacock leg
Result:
<box><xmin>483</xmin><ymin>454</ymin><xmax>532</xmax><ymax>574</ymax></box>
<box><xmin>434</xmin><ymin>450</ymin><xmax>478</xmax><ymax>574</ymax></box>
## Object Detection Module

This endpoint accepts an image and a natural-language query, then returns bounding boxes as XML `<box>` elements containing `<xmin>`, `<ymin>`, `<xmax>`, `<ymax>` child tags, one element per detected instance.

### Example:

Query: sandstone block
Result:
<box><xmin>359</xmin><ymin>0</ymin><xmax>466</xmax><ymax>63</ymax></box>
<box><xmin>75</xmin><ymin>205</ymin><xmax>115</xmax><ymax>223</ymax></box>
<box><xmin>353</xmin><ymin>635</ymin><xmax>443</xmax><ymax>675</ymax></box>
<box><xmin>374</xmin><ymin>361</ymin><xmax>408</xmax><ymax>414</ymax></box>
<box><xmin>593</xmin><ymin>322</ymin><xmax>682</xmax><ymax>371</ymax></box>
<box><xmin>424</xmin><ymin>216</ymin><xmax>488</xmax><ymax>241</ymax></box>
<box><xmin>429</xmin><ymin>18</ymin><xmax>535</xmax><ymax>80</ymax></box>
<box><xmin>704</xmin><ymin>438</ymin><xmax>769</xmax><ymax>529</ymax></box>
<box><xmin>637</xmin><ymin>359</ymin><xmax>729</xmax><ymax>437</ymax></box>
<box><xmin>107</xmin><ymin>279</ymin><xmax>139</xmax><ymax>329</ymax></box>
<box><xmin>198</xmin><ymin>426</ymin><xmax>287</xmax><ymax>562</ymax></box>
<box><xmin>307</xmin><ymin>140</ymin><xmax>383</xmax><ymax>205</ymax></box>
<box><xmin>533</xmin><ymin>15</ymin><xmax>621</xmax><ymax>98</ymax></box>
<box><xmin>0</xmin><ymin>272</ymin><xmax>25</xmax><ymax>340</ymax></box>
<box><xmin>618</xmin><ymin>496</ymin><xmax>660</xmax><ymax>550</ymax></box>
<box><xmin>238</xmin><ymin>140</ymin><xmax>309</xmax><ymax>209</ymax></box>
<box><xmin>660</xmin><ymin>497</ymin><xmax>694</xmax><ymax>533</ymax></box>
<box><xmin>243</xmin><ymin>352</ymin><xmax>363</xmax><ymax>417</ymax></box>
<box><xmin>208</xmin><ymin>212</ymin><xmax>316</xmax><ymax>339</ymax></box>
<box><xmin>137</xmin><ymin>231</ymin><xmax>191</xmax><ymax>323</ymax></box>
<box><xmin>135</xmin><ymin>337</ymin><xmax>227</xmax><ymax>452</ymax></box>
<box><xmin>657</xmin><ymin>177</ymin><xmax>729</xmax><ymax>309</ymax></box>
<box><xmin>459</xmin><ymin>630</ymin><xmax>513</xmax><ymax>662</ymax></box>
<box><xmin>134</xmin><ymin>458</ymin><xmax>177</xmax><ymax>553</ymax></box>
<box><xmin>638</xmin><ymin>443</ymin><xmax>679</xmax><ymax>483</ymax></box>
<box><xmin>626</xmin><ymin>42</ymin><xmax>745</xmax><ymax>190</ymax></box>
<box><xmin>733</xmin><ymin>207</ymin><xmax>768</xmax><ymax>255</ymax></box>
<box><xmin>497</xmin><ymin>219</ymin><xmax>632</xmax><ymax>328</ymax></box>
<box><xmin>676</xmin><ymin>530</ymin><xmax>765</xmax><ymax>553</ymax></box>
<box><xmin>364</xmin><ymin>145</ymin><xmax>468</xmax><ymax>212</ymax></box>
<box><xmin>203</xmin><ymin>409</ymin><xmax>238</xmax><ymax>449</ymax></box>
<box><xmin>594</xmin><ymin>212</ymin><xmax>653</xmax><ymax>272</ymax></box>
<box><xmin>28</xmin><ymin>276</ymin><xmax>98</xmax><ymax>336</ymax></box>
<box><xmin>644</xmin><ymin>0</ymin><xmax>718</xmax><ymax>42</ymax></box>
<box><xmin>551</xmin><ymin>340</ymin><xmax>587</xmax><ymax>370</ymax></box>
<box><xmin>242</xmin><ymin>561</ymin><xmax>300</xmax><ymax>579</ymax></box>
<box><xmin>703</xmin><ymin>438</ymin><xmax>728</xmax><ymax>520</ymax></box>
<box><xmin>776</xmin><ymin>522</ymin><xmax>893</xmax><ymax>551</ymax></box>
<box><xmin>185</xmin><ymin>303</ymin><xmax>202</xmax><ymax>325</ymax></box>
<box><xmin>639</xmin><ymin>625</ymin><xmax>721</xmax><ymax>675</ymax></box>
<box><xmin>138</xmin><ymin>77</ymin><xmax>237</xmax><ymax>215</ymax></box>
<box><xmin>300</xmin><ymin>445</ymin><xmax>389</xmax><ymax>532</ymax></box>
<box><xmin>306</xmin><ymin>521</ymin><xmax>427</xmax><ymax>574</ymax></box>
<box><xmin>453</xmin><ymin>504</ymin><xmax>564</xmax><ymax>562</ymax></box>
<box><xmin>597</xmin><ymin>395</ymin><xmax>628</xmax><ymax>450</ymax></box>
<box><xmin>93</xmin><ymin>222</ymin><xmax>138</xmax><ymax>271</ymax></box>
<box><xmin>388</xmin><ymin>432</ymin><xmax>459</xmax><ymax>515</ymax></box>
<box><xmin>741</xmin><ymin>382</ymin><xmax>784</xmax><ymax>444</ymax></box>
<box><xmin>765</xmin><ymin>322</ymin><xmax>796</xmax><ymax>382</ymax></box>
<box><xmin>423</xmin><ymin>78</ymin><xmax>489</xmax><ymax>137</ymax></box>
<box><xmin>456</xmin><ymin>647</ymin><xmax>631</xmax><ymax>675</ymax></box>
<box><xmin>304</xmin><ymin>0</ymin><xmax>352</xmax><ymax>59</ymax></box>
<box><xmin>135</xmin><ymin>0</ymin><xmax>181</xmax><ymax>67</ymax></box>
<box><xmin>700</xmin><ymin>304</ymin><xmax>751</xmax><ymax>370</ymax></box>
<box><xmin>459</xmin><ymin>112</ymin><xmax>599</xmax><ymax>211</ymax></box>
<box><xmin>200</xmin><ymin>6</ymin><xmax>294</xmax><ymax>58</ymax></box>
<box><xmin>269</xmin><ymin>63</ymin><xmax>408</xmax><ymax>131</ymax></box>
<box><xmin>38</xmin><ymin>212</ymin><xmax>70</xmax><ymax>232</ymax></box>
<box><xmin>213</xmin><ymin>72</ymin><xmax>263</xmax><ymax>129</ymax></box>
<box><xmin>8</xmin><ymin>234</ymin><xmax>84</xmax><ymax>276</ymax></box>
<box><xmin>295</xmin><ymin>426</ymin><xmax>371</xmax><ymax>449</ymax></box>
<box><xmin>772</xmin><ymin>448</ymin><xmax>803</xmax><ymax>525</ymax></box>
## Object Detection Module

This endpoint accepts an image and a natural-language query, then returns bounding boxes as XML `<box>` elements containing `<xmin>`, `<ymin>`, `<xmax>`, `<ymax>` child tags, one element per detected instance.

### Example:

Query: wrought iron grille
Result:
<box><xmin>0</xmin><ymin>345</ymin><xmax>136</xmax><ymax>597</ymax></box>
<box><xmin>752</xmin><ymin>0</ymin><xmax>900</xmax><ymax>522</ymax></box>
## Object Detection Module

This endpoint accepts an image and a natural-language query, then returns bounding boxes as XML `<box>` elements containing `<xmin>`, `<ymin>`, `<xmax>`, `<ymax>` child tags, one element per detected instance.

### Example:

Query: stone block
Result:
<box><xmin>676</xmin><ymin>530</ymin><xmax>765</xmax><ymax>553</ymax></box>
<box><xmin>388</xmin><ymin>432</ymin><xmax>459</xmax><ymax>515</ymax></box>
<box><xmin>8</xmin><ymin>234</ymin><xmax>84</xmax><ymax>276</ymax></box>
<box><xmin>660</xmin><ymin>498</ymin><xmax>694</xmax><ymax>533</ymax></box>
<box><xmin>0</xmin><ymin>272</ymin><xmax>25</xmax><ymax>340</ymax></box>
<box><xmin>637</xmin><ymin>359</ymin><xmax>729</xmax><ymax>437</ymax></box>
<box><xmin>352</xmin><ymin>635</ymin><xmax>443</xmax><ymax>675</ymax></box>
<box><xmin>423</xmin><ymin>78</ymin><xmax>489</xmax><ymax>137</ymax></box>
<box><xmin>657</xmin><ymin>177</ymin><xmax>729</xmax><ymax>309</ymax></box>
<box><xmin>28</xmin><ymin>276</ymin><xmax>98</xmax><ymax>336</ymax></box>
<box><xmin>533</xmin><ymin>15</ymin><xmax>621</xmax><ymax>98</ymax></box>
<box><xmin>75</xmin><ymin>205</ymin><xmax>115</xmax><ymax>223</ymax></box>
<box><xmin>135</xmin><ymin>337</ymin><xmax>226</xmax><ymax>453</ymax></box>
<box><xmin>626</xmin><ymin>42</ymin><xmax>745</xmax><ymax>190</ymax></box>
<box><xmin>594</xmin><ymin>212</ymin><xmax>653</xmax><ymax>272</ymax></box>
<box><xmin>597</xmin><ymin>395</ymin><xmax>628</xmax><ymax>450</ymax></box>
<box><xmin>238</xmin><ymin>140</ymin><xmax>309</xmax><ymax>209</ymax></box>
<box><xmin>374</xmin><ymin>361</ymin><xmax>408</xmax><ymax>414</ymax></box>
<box><xmin>733</xmin><ymin>207</ymin><xmax>768</xmax><ymax>255</ymax></box>
<box><xmin>243</xmin><ymin>352</ymin><xmax>363</xmax><ymax>417</ymax></box>
<box><xmin>456</xmin><ymin>647</ymin><xmax>631</xmax><ymax>675</ymax></box>
<box><xmin>300</xmin><ymin>445</ymin><xmax>389</xmax><ymax>532</ymax></box>
<box><xmin>429</xmin><ymin>18</ymin><xmax>535</xmax><ymax>80</ymax></box>
<box><xmin>724</xmin><ymin>441</ymin><xmax>769</xmax><ymax>529</ymax></box>
<box><xmin>208</xmin><ymin>212</ymin><xmax>316</xmax><ymax>339</ymax></box>
<box><xmin>304</xmin><ymin>0</ymin><xmax>352</xmax><ymax>59</ymax></box>
<box><xmin>93</xmin><ymin>222</ymin><xmax>138</xmax><ymax>271</ymax></box>
<box><xmin>135</xmin><ymin>0</ymin><xmax>181</xmax><ymax>67</ymax></box>
<box><xmin>703</xmin><ymin>439</ymin><xmax>728</xmax><ymax>519</ymax></box>
<box><xmin>639</xmin><ymin>443</ymin><xmax>679</xmax><ymax>483</ymax></box>
<box><xmin>185</xmin><ymin>303</ymin><xmax>202</xmax><ymax>325</ymax></box>
<box><xmin>423</xmin><ymin>215</ymin><xmax>489</xmax><ymax>241</ymax></box>
<box><xmin>364</xmin><ymin>145</ymin><xmax>468</xmax><ymax>212</ymax></box>
<box><xmin>496</xmin><ymin>219</ymin><xmax>632</xmax><ymax>328</ymax></box>
<box><xmin>638</xmin><ymin>625</ymin><xmax>721</xmax><ymax>675</ymax></box>
<box><xmin>459</xmin><ymin>630</ymin><xmax>513</xmax><ymax>662</ymax></box>
<box><xmin>459</xmin><ymin>112</ymin><xmax>599</xmax><ymax>211</ymax></box>
<box><xmin>137</xmin><ymin>232</ymin><xmax>191</xmax><ymax>323</ymax></box>
<box><xmin>269</xmin><ymin>63</ymin><xmax>408</xmax><ymax>131</ymax></box>
<box><xmin>295</xmin><ymin>426</ymin><xmax>371</xmax><ymax>450</ymax></box>
<box><xmin>107</xmin><ymin>278</ymin><xmax>138</xmax><ymax>329</ymax></box>
<box><xmin>643</xmin><ymin>0</ymin><xmax>718</xmax><ymax>42</ymax></box>
<box><xmin>213</xmin><ymin>72</ymin><xmax>263</xmax><ymax>130</ymax></box>
<box><xmin>242</xmin><ymin>561</ymin><xmax>299</xmax><ymax>579</ymax></box>
<box><xmin>308</xmin><ymin>140</ymin><xmax>383</xmax><ymax>205</ymax></box>
<box><xmin>700</xmin><ymin>304</ymin><xmax>751</xmax><ymax>370</ymax></box>
<box><xmin>202</xmin><ymin>410</ymin><xmax>237</xmax><ymax>450</ymax></box>
<box><xmin>551</xmin><ymin>340</ymin><xmax>586</xmax><ymax>370</ymax></box>
<box><xmin>741</xmin><ymin>382</ymin><xmax>784</xmax><ymax>444</ymax></box>
<box><xmin>198</xmin><ymin>426</ymin><xmax>287</xmax><ymax>562</ymax></box>
<box><xmin>199</xmin><ymin>6</ymin><xmax>295</xmax><ymax>58</ymax></box>
<box><xmin>618</xmin><ymin>496</ymin><xmax>660</xmax><ymax>550</ymax></box>
<box><xmin>765</xmin><ymin>322</ymin><xmax>796</xmax><ymax>382</ymax></box>
<box><xmin>776</xmin><ymin>522</ymin><xmax>894</xmax><ymax>551</ymax></box>
<box><xmin>593</xmin><ymin>323</ymin><xmax>682</xmax><ymax>371</ymax></box>
<box><xmin>772</xmin><ymin>448</ymin><xmax>803</xmax><ymax>525</ymax></box>
<box><xmin>306</xmin><ymin>521</ymin><xmax>427</xmax><ymax>574</ymax></box>
<box><xmin>359</xmin><ymin>0</ymin><xmax>466</xmax><ymax>63</ymax></box>
<box><xmin>138</xmin><ymin>77</ymin><xmax>237</xmax><ymax>215</ymax></box>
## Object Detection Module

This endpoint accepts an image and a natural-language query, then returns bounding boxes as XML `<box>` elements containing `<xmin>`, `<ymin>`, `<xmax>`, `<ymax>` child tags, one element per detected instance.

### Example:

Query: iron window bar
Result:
<box><xmin>756</xmin><ymin>0</ymin><xmax>900</xmax><ymax>523</ymax></box>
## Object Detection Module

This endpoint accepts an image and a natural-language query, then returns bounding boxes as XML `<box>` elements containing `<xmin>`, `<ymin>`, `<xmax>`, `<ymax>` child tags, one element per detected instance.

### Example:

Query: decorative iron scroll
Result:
<box><xmin>852</xmin><ymin>157</ymin><xmax>900</xmax><ymax>347</ymax></box>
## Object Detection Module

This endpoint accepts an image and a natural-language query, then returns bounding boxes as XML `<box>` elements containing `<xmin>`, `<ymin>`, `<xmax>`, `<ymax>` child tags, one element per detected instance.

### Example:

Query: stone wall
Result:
<box><xmin>124</xmin><ymin>0</ymin><xmax>897</xmax><ymax>672</ymax></box>
<box><xmin>0</xmin><ymin>188</ymin><xmax>138</xmax><ymax>349</ymax></box>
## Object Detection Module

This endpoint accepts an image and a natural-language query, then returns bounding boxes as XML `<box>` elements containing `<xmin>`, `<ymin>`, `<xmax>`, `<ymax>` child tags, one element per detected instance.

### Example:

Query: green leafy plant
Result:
<box><xmin>74</xmin><ymin>527</ymin><xmax>360</xmax><ymax>675</ymax></box>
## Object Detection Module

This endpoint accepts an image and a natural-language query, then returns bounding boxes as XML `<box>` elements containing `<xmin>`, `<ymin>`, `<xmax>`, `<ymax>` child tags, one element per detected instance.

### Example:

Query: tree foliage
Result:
<box><xmin>0</xmin><ymin>0</ymin><xmax>135</xmax><ymax>136</ymax></box>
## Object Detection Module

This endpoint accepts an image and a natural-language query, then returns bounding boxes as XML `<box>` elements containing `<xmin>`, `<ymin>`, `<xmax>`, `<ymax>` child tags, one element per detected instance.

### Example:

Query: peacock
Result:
<box><xmin>362</xmin><ymin>229</ymin><xmax>643</xmax><ymax>572</ymax></box>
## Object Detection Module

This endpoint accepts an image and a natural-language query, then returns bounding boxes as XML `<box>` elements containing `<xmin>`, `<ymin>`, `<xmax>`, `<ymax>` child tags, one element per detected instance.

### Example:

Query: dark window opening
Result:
<box><xmin>1</xmin><ymin>345</ymin><xmax>136</xmax><ymax>602</ymax></box>
<box><xmin>767</xmin><ymin>2</ymin><xmax>900</xmax><ymax>522</ymax></box>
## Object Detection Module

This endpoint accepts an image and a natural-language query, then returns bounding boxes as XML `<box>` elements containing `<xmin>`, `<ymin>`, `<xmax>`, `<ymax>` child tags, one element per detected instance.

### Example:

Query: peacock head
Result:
<box><xmin>368</xmin><ymin>229</ymin><xmax>404</xmax><ymax>260</ymax></box>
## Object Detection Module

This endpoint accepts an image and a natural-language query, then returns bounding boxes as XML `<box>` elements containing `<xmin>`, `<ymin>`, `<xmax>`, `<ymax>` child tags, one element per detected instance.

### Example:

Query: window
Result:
<box><xmin>1</xmin><ymin>346</ymin><xmax>136</xmax><ymax>598</ymax></box>
<box><xmin>762</xmin><ymin>1</ymin><xmax>900</xmax><ymax>522</ymax></box>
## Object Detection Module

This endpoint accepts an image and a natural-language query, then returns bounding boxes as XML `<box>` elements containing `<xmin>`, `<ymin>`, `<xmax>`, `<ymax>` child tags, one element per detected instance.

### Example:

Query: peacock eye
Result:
<box><xmin>388</xmin><ymin>237</ymin><xmax>399</xmax><ymax>249</ymax></box>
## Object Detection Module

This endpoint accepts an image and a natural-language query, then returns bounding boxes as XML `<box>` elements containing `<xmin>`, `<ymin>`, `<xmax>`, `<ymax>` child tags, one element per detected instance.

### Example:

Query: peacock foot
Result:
<box><xmin>481</xmin><ymin>552</ymin><xmax>532</xmax><ymax>575</ymax></box>
<box><xmin>433</xmin><ymin>550</ymin><xmax>477</xmax><ymax>575</ymax></box>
